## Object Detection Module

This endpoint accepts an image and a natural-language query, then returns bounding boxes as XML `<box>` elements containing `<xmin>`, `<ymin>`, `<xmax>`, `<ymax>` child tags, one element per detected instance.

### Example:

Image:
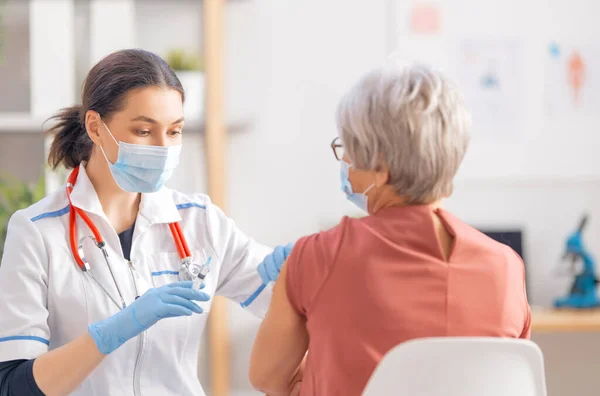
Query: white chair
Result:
<box><xmin>362</xmin><ymin>337</ymin><xmax>547</xmax><ymax>396</ymax></box>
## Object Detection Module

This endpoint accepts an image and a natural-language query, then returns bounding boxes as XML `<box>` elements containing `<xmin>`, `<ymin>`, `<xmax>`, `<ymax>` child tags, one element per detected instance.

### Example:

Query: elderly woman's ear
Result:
<box><xmin>373</xmin><ymin>166</ymin><xmax>390</xmax><ymax>187</ymax></box>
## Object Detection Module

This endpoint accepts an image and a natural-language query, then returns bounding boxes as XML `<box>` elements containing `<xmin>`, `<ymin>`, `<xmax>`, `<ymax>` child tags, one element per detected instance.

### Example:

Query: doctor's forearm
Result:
<box><xmin>32</xmin><ymin>333</ymin><xmax>105</xmax><ymax>396</ymax></box>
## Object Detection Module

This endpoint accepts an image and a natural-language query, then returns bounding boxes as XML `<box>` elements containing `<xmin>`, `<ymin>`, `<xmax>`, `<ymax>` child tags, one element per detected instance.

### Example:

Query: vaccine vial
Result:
<box><xmin>192</xmin><ymin>276</ymin><xmax>204</xmax><ymax>291</ymax></box>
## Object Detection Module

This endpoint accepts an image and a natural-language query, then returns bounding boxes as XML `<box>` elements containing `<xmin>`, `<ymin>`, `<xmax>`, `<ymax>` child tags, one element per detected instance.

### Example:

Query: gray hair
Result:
<box><xmin>336</xmin><ymin>64</ymin><xmax>471</xmax><ymax>204</ymax></box>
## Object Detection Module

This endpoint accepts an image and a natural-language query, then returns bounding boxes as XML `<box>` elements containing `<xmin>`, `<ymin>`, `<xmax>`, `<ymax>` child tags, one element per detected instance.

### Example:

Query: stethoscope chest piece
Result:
<box><xmin>178</xmin><ymin>255</ymin><xmax>211</xmax><ymax>289</ymax></box>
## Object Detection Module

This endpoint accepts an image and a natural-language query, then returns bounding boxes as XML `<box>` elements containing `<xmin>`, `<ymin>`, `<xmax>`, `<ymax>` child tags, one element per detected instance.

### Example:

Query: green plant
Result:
<box><xmin>0</xmin><ymin>173</ymin><xmax>46</xmax><ymax>258</ymax></box>
<box><xmin>165</xmin><ymin>48</ymin><xmax>203</xmax><ymax>72</ymax></box>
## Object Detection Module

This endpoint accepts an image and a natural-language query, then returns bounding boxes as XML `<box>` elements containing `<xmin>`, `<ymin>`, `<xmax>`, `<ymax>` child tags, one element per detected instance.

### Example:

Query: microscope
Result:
<box><xmin>554</xmin><ymin>215</ymin><xmax>600</xmax><ymax>309</ymax></box>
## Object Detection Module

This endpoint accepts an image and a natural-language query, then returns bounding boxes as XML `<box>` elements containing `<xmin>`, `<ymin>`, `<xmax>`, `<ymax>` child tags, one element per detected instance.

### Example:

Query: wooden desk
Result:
<box><xmin>531</xmin><ymin>308</ymin><xmax>600</xmax><ymax>332</ymax></box>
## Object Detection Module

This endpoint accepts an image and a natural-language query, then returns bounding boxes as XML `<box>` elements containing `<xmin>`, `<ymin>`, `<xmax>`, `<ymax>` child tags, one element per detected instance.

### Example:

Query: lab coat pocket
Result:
<box><xmin>148</xmin><ymin>249</ymin><xmax>214</xmax><ymax>314</ymax></box>
<box><xmin>148</xmin><ymin>251</ymin><xmax>181</xmax><ymax>287</ymax></box>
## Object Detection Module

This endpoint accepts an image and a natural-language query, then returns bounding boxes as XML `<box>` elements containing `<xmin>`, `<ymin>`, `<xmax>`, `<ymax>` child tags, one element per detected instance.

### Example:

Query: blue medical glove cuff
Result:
<box><xmin>283</xmin><ymin>242</ymin><xmax>294</xmax><ymax>256</ymax></box>
<box><xmin>257</xmin><ymin>242</ymin><xmax>295</xmax><ymax>284</ymax></box>
<box><xmin>88</xmin><ymin>308</ymin><xmax>144</xmax><ymax>355</ymax></box>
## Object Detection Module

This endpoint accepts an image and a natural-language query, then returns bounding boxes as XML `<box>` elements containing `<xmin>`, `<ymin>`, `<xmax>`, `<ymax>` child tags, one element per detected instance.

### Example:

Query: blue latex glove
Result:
<box><xmin>257</xmin><ymin>242</ymin><xmax>295</xmax><ymax>284</ymax></box>
<box><xmin>88</xmin><ymin>281</ymin><xmax>210</xmax><ymax>354</ymax></box>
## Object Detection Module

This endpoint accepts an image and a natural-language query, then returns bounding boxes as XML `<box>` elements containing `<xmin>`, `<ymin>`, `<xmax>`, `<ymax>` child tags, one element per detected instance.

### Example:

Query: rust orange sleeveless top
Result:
<box><xmin>286</xmin><ymin>205</ymin><xmax>530</xmax><ymax>396</ymax></box>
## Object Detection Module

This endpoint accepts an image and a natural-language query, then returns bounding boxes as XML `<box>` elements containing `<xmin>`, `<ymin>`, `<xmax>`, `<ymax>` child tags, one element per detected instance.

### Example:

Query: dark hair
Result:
<box><xmin>47</xmin><ymin>49</ymin><xmax>184</xmax><ymax>169</ymax></box>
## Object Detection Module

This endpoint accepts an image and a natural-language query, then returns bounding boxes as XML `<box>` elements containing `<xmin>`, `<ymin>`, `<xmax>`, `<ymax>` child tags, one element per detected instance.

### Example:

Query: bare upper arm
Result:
<box><xmin>249</xmin><ymin>261</ymin><xmax>309</xmax><ymax>395</ymax></box>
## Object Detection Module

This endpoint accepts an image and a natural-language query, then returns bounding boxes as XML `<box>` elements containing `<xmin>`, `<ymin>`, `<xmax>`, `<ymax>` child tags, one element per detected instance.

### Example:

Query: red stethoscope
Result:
<box><xmin>66</xmin><ymin>166</ymin><xmax>209</xmax><ymax>309</ymax></box>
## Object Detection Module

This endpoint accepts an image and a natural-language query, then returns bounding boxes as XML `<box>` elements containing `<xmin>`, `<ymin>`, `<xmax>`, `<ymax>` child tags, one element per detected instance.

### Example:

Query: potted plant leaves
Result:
<box><xmin>0</xmin><ymin>173</ymin><xmax>46</xmax><ymax>259</ymax></box>
<box><xmin>166</xmin><ymin>48</ymin><xmax>204</xmax><ymax>122</ymax></box>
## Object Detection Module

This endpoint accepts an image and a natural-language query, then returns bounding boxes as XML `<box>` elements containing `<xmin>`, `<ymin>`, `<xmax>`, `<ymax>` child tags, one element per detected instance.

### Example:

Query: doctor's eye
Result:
<box><xmin>136</xmin><ymin>129</ymin><xmax>152</xmax><ymax>137</ymax></box>
<box><xmin>168</xmin><ymin>130</ymin><xmax>182</xmax><ymax>137</ymax></box>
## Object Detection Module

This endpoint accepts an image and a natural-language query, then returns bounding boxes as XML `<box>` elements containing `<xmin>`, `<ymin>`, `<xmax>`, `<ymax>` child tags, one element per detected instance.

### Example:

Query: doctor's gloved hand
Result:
<box><xmin>88</xmin><ymin>281</ymin><xmax>210</xmax><ymax>355</ymax></box>
<box><xmin>257</xmin><ymin>242</ymin><xmax>295</xmax><ymax>284</ymax></box>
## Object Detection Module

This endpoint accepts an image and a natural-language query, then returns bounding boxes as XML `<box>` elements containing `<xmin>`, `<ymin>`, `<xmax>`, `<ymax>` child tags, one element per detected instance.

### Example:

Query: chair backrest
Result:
<box><xmin>362</xmin><ymin>337</ymin><xmax>547</xmax><ymax>396</ymax></box>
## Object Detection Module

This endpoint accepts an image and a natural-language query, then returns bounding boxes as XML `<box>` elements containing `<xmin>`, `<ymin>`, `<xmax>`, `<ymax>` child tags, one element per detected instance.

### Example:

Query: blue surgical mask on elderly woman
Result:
<box><xmin>99</xmin><ymin>121</ymin><xmax>182</xmax><ymax>193</ymax></box>
<box><xmin>340</xmin><ymin>161</ymin><xmax>375</xmax><ymax>212</ymax></box>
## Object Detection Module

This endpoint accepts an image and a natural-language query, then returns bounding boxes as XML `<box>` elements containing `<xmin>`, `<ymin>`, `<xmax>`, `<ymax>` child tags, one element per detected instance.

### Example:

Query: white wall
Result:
<box><xmin>142</xmin><ymin>0</ymin><xmax>600</xmax><ymax>395</ymax></box>
<box><xmin>393</xmin><ymin>0</ymin><xmax>600</xmax><ymax>181</ymax></box>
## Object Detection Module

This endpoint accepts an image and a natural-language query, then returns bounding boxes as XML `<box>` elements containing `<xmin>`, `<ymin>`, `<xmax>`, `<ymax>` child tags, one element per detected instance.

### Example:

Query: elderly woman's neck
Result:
<box><xmin>368</xmin><ymin>185</ymin><xmax>406</xmax><ymax>213</ymax></box>
<box><xmin>368</xmin><ymin>186</ymin><xmax>443</xmax><ymax>214</ymax></box>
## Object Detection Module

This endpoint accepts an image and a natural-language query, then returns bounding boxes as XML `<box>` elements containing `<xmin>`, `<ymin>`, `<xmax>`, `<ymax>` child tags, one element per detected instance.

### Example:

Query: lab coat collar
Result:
<box><xmin>69</xmin><ymin>164</ymin><xmax>106</xmax><ymax>218</ymax></box>
<box><xmin>70</xmin><ymin>165</ymin><xmax>182</xmax><ymax>225</ymax></box>
<box><xmin>138</xmin><ymin>187</ymin><xmax>182</xmax><ymax>225</ymax></box>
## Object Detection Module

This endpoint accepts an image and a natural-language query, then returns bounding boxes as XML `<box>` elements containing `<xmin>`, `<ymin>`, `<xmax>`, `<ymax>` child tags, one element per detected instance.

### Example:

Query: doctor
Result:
<box><xmin>0</xmin><ymin>49</ymin><xmax>292</xmax><ymax>396</ymax></box>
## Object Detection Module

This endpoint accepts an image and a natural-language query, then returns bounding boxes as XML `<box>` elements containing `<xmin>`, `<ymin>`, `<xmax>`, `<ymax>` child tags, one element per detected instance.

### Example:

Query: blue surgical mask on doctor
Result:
<box><xmin>340</xmin><ymin>161</ymin><xmax>375</xmax><ymax>213</ymax></box>
<box><xmin>99</xmin><ymin>121</ymin><xmax>181</xmax><ymax>193</ymax></box>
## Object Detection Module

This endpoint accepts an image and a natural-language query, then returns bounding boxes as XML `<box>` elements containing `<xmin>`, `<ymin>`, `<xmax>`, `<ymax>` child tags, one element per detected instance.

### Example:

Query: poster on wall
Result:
<box><xmin>544</xmin><ymin>41</ymin><xmax>600</xmax><ymax>117</ymax></box>
<box><xmin>0</xmin><ymin>0</ymin><xmax>30</xmax><ymax>113</ymax></box>
<box><xmin>408</xmin><ymin>3</ymin><xmax>441</xmax><ymax>35</ymax></box>
<box><xmin>455</xmin><ymin>38</ymin><xmax>524</xmax><ymax>139</ymax></box>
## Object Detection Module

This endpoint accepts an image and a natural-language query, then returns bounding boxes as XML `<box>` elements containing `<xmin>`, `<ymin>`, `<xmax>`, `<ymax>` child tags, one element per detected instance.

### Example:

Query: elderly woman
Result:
<box><xmin>248</xmin><ymin>64</ymin><xmax>531</xmax><ymax>396</ymax></box>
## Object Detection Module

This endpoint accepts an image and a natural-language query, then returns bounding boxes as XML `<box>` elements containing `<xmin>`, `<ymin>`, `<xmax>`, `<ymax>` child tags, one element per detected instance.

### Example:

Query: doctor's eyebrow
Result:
<box><xmin>130</xmin><ymin>115</ymin><xmax>185</xmax><ymax>125</ymax></box>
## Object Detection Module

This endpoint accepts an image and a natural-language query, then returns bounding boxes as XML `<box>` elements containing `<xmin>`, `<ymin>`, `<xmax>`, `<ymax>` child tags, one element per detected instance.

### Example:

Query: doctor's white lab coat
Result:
<box><xmin>0</xmin><ymin>165</ymin><xmax>273</xmax><ymax>395</ymax></box>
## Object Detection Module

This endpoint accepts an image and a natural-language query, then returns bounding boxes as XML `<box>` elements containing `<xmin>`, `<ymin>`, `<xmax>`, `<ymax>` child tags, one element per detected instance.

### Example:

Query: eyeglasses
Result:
<box><xmin>331</xmin><ymin>137</ymin><xmax>344</xmax><ymax>161</ymax></box>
